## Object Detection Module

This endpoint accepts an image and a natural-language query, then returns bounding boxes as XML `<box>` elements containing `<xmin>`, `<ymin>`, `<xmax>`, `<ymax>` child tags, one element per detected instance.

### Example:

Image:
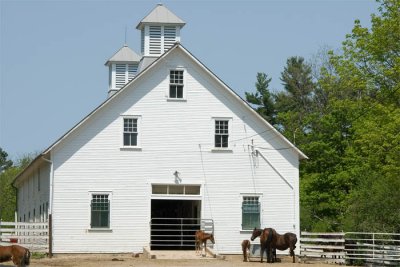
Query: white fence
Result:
<box><xmin>0</xmin><ymin>221</ymin><xmax>48</xmax><ymax>253</ymax></box>
<box><xmin>300</xmin><ymin>232</ymin><xmax>400</xmax><ymax>266</ymax></box>
<box><xmin>300</xmin><ymin>232</ymin><xmax>345</xmax><ymax>264</ymax></box>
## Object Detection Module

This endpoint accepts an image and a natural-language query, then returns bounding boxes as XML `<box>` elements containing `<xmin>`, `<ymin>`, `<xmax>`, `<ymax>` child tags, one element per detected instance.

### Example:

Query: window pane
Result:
<box><xmin>169</xmin><ymin>185</ymin><xmax>184</xmax><ymax>194</ymax></box>
<box><xmin>152</xmin><ymin>185</ymin><xmax>168</xmax><ymax>194</ymax></box>
<box><xmin>176</xmin><ymin>85</ymin><xmax>183</xmax><ymax>98</ymax></box>
<box><xmin>169</xmin><ymin>86</ymin><xmax>177</xmax><ymax>98</ymax></box>
<box><xmin>185</xmin><ymin>185</ymin><xmax>200</xmax><ymax>195</ymax></box>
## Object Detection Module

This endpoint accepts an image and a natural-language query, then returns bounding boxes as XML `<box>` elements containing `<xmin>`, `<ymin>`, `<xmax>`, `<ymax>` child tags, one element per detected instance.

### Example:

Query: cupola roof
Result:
<box><xmin>136</xmin><ymin>3</ymin><xmax>185</xmax><ymax>30</ymax></box>
<box><xmin>105</xmin><ymin>44</ymin><xmax>141</xmax><ymax>65</ymax></box>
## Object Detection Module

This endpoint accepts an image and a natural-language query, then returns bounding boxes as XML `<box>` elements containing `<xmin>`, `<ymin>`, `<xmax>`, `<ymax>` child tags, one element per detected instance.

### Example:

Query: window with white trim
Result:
<box><xmin>242</xmin><ymin>196</ymin><xmax>260</xmax><ymax>230</ymax></box>
<box><xmin>169</xmin><ymin>70</ymin><xmax>184</xmax><ymax>99</ymax></box>
<box><xmin>215</xmin><ymin>120</ymin><xmax>229</xmax><ymax>148</ymax></box>
<box><xmin>90</xmin><ymin>194</ymin><xmax>110</xmax><ymax>228</ymax></box>
<box><xmin>123</xmin><ymin>117</ymin><xmax>138</xmax><ymax>147</ymax></box>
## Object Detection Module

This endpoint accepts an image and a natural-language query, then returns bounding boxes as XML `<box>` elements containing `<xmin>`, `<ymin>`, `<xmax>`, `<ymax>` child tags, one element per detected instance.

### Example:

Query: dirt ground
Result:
<box><xmin>0</xmin><ymin>254</ymin><xmax>338</xmax><ymax>267</ymax></box>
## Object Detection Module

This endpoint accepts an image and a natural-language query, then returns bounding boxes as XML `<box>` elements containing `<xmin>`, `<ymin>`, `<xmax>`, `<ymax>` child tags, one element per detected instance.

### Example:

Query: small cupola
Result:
<box><xmin>105</xmin><ymin>44</ymin><xmax>141</xmax><ymax>97</ymax></box>
<box><xmin>136</xmin><ymin>4</ymin><xmax>185</xmax><ymax>57</ymax></box>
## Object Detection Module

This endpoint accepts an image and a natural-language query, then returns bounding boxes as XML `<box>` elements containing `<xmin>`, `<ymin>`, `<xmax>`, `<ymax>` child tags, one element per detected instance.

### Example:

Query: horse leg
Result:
<box><xmin>290</xmin><ymin>248</ymin><xmax>295</xmax><ymax>263</ymax></box>
<box><xmin>266</xmin><ymin>245</ymin><xmax>271</xmax><ymax>263</ymax></box>
<box><xmin>260</xmin><ymin>244</ymin><xmax>264</xmax><ymax>263</ymax></box>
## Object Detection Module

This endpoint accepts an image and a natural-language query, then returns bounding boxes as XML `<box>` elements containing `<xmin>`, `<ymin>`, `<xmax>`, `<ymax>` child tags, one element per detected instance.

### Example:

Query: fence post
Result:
<box><xmin>49</xmin><ymin>214</ymin><xmax>53</xmax><ymax>258</ymax></box>
<box><xmin>372</xmin><ymin>233</ymin><xmax>375</xmax><ymax>260</ymax></box>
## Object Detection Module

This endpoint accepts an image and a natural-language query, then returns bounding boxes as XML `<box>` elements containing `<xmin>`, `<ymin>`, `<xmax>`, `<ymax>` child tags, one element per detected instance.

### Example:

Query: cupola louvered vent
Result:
<box><xmin>149</xmin><ymin>26</ymin><xmax>162</xmax><ymax>55</ymax></box>
<box><xmin>164</xmin><ymin>26</ymin><xmax>176</xmax><ymax>52</ymax></box>
<box><xmin>128</xmin><ymin>64</ymin><xmax>138</xmax><ymax>81</ymax></box>
<box><xmin>115</xmin><ymin>64</ymin><xmax>126</xmax><ymax>89</ymax></box>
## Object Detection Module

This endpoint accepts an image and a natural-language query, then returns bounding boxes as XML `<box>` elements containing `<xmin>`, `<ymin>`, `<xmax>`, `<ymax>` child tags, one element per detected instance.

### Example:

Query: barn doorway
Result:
<box><xmin>150</xmin><ymin>199</ymin><xmax>201</xmax><ymax>250</ymax></box>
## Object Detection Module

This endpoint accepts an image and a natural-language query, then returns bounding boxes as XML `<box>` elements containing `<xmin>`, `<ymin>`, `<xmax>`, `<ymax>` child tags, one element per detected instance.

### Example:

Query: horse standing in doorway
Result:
<box><xmin>195</xmin><ymin>230</ymin><xmax>215</xmax><ymax>256</ymax></box>
<box><xmin>251</xmin><ymin>228</ymin><xmax>274</xmax><ymax>263</ymax></box>
<box><xmin>0</xmin><ymin>244</ymin><xmax>30</xmax><ymax>267</ymax></box>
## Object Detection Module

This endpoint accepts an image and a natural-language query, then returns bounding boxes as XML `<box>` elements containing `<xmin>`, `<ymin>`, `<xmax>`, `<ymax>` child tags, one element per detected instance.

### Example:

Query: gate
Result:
<box><xmin>150</xmin><ymin>218</ymin><xmax>214</xmax><ymax>249</ymax></box>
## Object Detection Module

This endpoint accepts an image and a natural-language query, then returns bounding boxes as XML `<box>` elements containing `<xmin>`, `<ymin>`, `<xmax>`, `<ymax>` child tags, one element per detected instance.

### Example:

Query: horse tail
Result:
<box><xmin>267</xmin><ymin>228</ymin><xmax>273</xmax><ymax>244</ymax></box>
<box><xmin>24</xmin><ymin>248</ymin><xmax>31</xmax><ymax>265</ymax></box>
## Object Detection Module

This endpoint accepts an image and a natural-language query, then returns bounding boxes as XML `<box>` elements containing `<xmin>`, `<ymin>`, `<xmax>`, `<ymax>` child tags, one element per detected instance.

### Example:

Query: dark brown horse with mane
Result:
<box><xmin>251</xmin><ymin>227</ymin><xmax>297</xmax><ymax>263</ymax></box>
<box><xmin>195</xmin><ymin>230</ymin><xmax>215</xmax><ymax>256</ymax></box>
<box><xmin>0</xmin><ymin>244</ymin><xmax>30</xmax><ymax>266</ymax></box>
<box><xmin>251</xmin><ymin>228</ymin><xmax>275</xmax><ymax>263</ymax></box>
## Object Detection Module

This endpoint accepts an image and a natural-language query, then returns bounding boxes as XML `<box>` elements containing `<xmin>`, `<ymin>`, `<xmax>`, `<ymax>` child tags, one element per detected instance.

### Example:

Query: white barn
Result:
<box><xmin>13</xmin><ymin>4</ymin><xmax>307</xmax><ymax>255</ymax></box>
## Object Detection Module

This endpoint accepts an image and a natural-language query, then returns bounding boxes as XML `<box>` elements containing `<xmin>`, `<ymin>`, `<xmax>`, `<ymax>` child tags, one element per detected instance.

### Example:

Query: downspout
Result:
<box><xmin>41</xmin><ymin>156</ymin><xmax>54</xmax><ymax>257</ymax></box>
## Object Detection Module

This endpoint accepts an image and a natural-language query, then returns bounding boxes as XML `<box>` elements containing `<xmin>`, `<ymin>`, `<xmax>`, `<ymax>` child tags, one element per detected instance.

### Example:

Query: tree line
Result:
<box><xmin>1</xmin><ymin>0</ymin><xmax>398</xmax><ymax>232</ymax></box>
<box><xmin>245</xmin><ymin>0</ymin><xmax>399</xmax><ymax>232</ymax></box>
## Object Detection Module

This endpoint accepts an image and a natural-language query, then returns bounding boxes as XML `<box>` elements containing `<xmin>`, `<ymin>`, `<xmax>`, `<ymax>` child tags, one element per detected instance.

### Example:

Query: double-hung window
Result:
<box><xmin>90</xmin><ymin>194</ymin><xmax>110</xmax><ymax>228</ymax></box>
<box><xmin>215</xmin><ymin>120</ymin><xmax>229</xmax><ymax>148</ymax></box>
<box><xmin>169</xmin><ymin>70</ymin><xmax>184</xmax><ymax>99</ymax></box>
<box><xmin>123</xmin><ymin>118</ymin><xmax>138</xmax><ymax>147</ymax></box>
<box><xmin>242</xmin><ymin>196</ymin><xmax>260</xmax><ymax>230</ymax></box>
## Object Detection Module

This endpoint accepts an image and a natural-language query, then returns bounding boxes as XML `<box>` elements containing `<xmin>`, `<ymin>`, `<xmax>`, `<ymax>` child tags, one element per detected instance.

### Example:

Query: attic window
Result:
<box><xmin>169</xmin><ymin>70</ymin><xmax>184</xmax><ymax>99</ymax></box>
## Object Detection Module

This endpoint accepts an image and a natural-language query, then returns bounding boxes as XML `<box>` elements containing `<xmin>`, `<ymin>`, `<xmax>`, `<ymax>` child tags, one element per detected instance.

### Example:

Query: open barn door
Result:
<box><xmin>150</xmin><ymin>199</ymin><xmax>201</xmax><ymax>250</ymax></box>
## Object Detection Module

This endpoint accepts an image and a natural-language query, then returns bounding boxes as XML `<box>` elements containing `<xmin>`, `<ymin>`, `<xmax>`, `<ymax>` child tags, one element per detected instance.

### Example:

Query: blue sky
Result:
<box><xmin>0</xmin><ymin>0</ymin><xmax>377</xmax><ymax>160</ymax></box>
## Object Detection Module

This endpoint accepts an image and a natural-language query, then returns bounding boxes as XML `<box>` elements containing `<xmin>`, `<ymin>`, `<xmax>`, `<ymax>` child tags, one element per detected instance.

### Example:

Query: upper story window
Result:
<box><xmin>215</xmin><ymin>120</ymin><xmax>229</xmax><ymax>148</ymax></box>
<box><xmin>123</xmin><ymin>118</ymin><xmax>138</xmax><ymax>147</ymax></box>
<box><xmin>169</xmin><ymin>70</ymin><xmax>184</xmax><ymax>99</ymax></box>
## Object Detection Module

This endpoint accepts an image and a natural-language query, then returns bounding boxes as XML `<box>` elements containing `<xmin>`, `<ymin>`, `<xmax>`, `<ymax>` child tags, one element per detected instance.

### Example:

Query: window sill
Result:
<box><xmin>88</xmin><ymin>228</ymin><xmax>113</xmax><ymax>233</ymax></box>
<box><xmin>167</xmin><ymin>98</ymin><xmax>187</xmax><ymax>102</ymax></box>
<box><xmin>240</xmin><ymin>229</ymin><xmax>255</xmax><ymax>233</ymax></box>
<box><xmin>211</xmin><ymin>148</ymin><xmax>233</xmax><ymax>153</ymax></box>
<box><xmin>120</xmin><ymin>147</ymin><xmax>142</xmax><ymax>151</ymax></box>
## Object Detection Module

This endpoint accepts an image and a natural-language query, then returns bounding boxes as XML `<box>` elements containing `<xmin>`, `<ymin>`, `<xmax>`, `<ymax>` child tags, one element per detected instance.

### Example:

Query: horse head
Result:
<box><xmin>210</xmin><ymin>233</ymin><xmax>215</xmax><ymax>244</ymax></box>
<box><xmin>250</xmin><ymin>227</ymin><xmax>262</xmax><ymax>241</ymax></box>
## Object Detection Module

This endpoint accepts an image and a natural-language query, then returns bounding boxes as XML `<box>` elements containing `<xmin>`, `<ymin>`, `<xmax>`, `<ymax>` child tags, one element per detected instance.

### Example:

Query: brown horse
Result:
<box><xmin>241</xmin><ymin>239</ymin><xmax>250</xmax><ymax>262</ymax></box>
<box><xmin>0</xmin><ymin>245</ymin><xmax>30</xmax><ymax>266</ymax></box>
<box><xmin>250</xmin><ymin>228</ymin><xmax>274</xmax><ymax>263</ymax></box>
<box><xmin>270</xmin><ymin>229</ymin><xmax>297</xmax><ymax>263</ymax></box>
<box><xmin>195</xmin><ymin>230</ymin><xmax>215</xmax><ymax>256</ymax></box>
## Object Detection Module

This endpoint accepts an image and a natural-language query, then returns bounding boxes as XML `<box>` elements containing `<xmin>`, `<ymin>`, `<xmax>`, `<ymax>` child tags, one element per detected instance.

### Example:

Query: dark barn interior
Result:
<box><xmin>150</xmin><ymin>199</ymin><xmax>201</xmax><ymax>250</ymax></box>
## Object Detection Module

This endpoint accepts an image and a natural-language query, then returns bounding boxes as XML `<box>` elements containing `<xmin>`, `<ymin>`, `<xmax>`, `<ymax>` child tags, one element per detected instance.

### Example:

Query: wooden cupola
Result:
<box><xmin>136</xmin><ymin>4</ymin><xmax>185</xmax><ymax>57</ymax></box>
<box><xmin>105</xmin><ymin>44</ymin><xmax>141</xmax><ymax>97</ymax></box>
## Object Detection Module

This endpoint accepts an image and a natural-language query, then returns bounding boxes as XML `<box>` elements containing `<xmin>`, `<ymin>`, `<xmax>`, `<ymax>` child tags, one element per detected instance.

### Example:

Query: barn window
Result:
<box><xmin>242</xmin><ymin>196</ymin><xmax>260</xmax><ymax>230</ymax></box>
<box><xmin>91</xmin><ymin>194</ymin><xmax>110</xmax><ymax>228</ymax></box>
<box><xmin>123</xmin><ymin>118</ymin><xmax>138</xmax><ymax>147</ymax></box>
<box><xmin>215</xmin><ymin>120</ymin><xmax>229</xmax><ymax>148</ymax></box>
<box><xmin>169</xmin><ymin>70</ymin><xmax>184</xmax><ymax>99</ymax></box>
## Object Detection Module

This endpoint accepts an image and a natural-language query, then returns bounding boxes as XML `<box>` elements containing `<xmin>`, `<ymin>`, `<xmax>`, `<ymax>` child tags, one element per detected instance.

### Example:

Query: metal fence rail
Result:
<box><xmin>300</xmin><ymin>232</ymin><xmax>400</xmax><ymax>266</ymax></box>
<box><xmin>346</xmin><ymin>232</ymin><xmax>400</xmax><ymax>266</ymax></box>
<box><xmin>150</xmin><ymin>218</ymin><xmax>213</xmax><ymax>249</ymax></box>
